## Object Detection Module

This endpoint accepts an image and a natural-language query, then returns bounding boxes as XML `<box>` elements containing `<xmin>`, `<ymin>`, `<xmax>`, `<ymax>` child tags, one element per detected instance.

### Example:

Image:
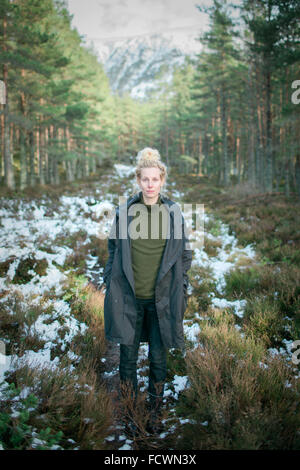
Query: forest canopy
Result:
<box><xmin>0</xmin><ymin>0</ymin><xmax>300</xmax><ymax>196</ymax></box>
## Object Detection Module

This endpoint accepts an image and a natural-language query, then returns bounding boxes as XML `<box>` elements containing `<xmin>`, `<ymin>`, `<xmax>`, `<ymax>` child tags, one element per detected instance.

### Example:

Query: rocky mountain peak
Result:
<box><xmin>96</xmin><ymin>31</ymin><xmax>202</xmax><ymax>100</ymax></box>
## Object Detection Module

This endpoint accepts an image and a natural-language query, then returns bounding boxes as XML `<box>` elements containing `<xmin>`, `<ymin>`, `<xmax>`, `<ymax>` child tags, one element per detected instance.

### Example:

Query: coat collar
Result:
<box><xmin>127</xmin><ymin>190</ymin><xmax>170</xmax><ymax>205</ymax></box>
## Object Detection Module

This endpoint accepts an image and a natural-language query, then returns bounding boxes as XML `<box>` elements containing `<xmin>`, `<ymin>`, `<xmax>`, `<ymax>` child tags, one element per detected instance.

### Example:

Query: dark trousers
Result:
<box><xmin>119</xmin><ymin>297</ymin><xmax>167</xmax><ymax>406</ymax></box>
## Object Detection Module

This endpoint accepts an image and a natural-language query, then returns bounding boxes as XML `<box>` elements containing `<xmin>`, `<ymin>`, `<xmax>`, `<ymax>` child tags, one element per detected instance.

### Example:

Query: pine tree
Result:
<box><xmin>242</xmin><ymin>0</ymin><xmax>300</xmax><ymax>193</ymax></box>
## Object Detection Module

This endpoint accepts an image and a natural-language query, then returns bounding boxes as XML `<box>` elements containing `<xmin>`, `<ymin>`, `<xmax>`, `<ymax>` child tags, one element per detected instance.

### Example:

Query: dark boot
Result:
<box><xmin>119</xmin><ymin>381</ymin><xmax>139</xmax><ymax>438</ymax></box>
<box><xmin>146</xmin><ymin>396</ymin><xmax>164</xmax><ymax>434</ymax></box>
<box><xmin>124</xmin><ymin>414</ymin><xmax>139</xmax><ymax>438</ymax></box>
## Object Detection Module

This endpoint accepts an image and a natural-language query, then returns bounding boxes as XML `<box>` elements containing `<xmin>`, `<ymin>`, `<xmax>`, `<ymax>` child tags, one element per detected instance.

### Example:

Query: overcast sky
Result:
<box><xmin>66</xmin><ymin>0</ymin><xmax>212</xmax><ymax>44</ymax></box>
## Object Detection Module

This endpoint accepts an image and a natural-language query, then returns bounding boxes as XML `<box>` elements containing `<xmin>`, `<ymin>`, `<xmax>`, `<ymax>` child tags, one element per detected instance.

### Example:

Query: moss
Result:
<box><xmin>166</xmin><ymin>349</ymin><xmax>187</xmax><ymax>379</ymax></box>
<box><xmin>223</xmin><ymin>266</ymin><xmax>262</xmax><ymax>300</ymax></box>
<box><xmin>12</xmin><ymin>257</ymin><xmax>48</xmax><ymax>284</ymax></box>
<box><xmin>242</xmin><ymin>297</ymin><xmax>290</xmax><ymax>348</ymax></box>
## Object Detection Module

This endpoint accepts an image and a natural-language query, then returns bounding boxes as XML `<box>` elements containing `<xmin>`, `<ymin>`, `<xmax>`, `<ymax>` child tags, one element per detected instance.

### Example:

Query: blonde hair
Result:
<box><xmin>134</xmin><ymin>148</ymin><xmax>167</xmax><ymax>194</ymax></box>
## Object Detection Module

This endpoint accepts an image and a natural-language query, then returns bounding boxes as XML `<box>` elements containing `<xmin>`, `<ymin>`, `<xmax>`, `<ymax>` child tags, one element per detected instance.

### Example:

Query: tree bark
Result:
<box><xmin>254</xmin><ymin>60</ymin><xmax>264</xmax><ymax>190</ymax></box>
<box><xmin>3</xmin><ymin>18</ymin><xmax>15</xmax><ymax>190</ymax></box>
<box><xmin>221</xmin><ymin>83</ymin><xmax>229</xmax><ymax>186</ymax></box>
<box><xmin>264</xmin><ymin>59</ymin><xmax>273</xmax><ymax>192</ymax></box>
<box><xmin>19</xmin><ymin>128</ymin><xmax>27</xmax><ymax>190</ymax></box>
<box><xmin>294</xmin><ymin>154</ymin><xmax>300</xmax><ymax>199</ymax></box>
<box><xmin>39</xmin><ymin>125</ymin><xmax>45</xmax><ymax>185</ymax></box>
<box><xmin>29</xmin><ymin>131</ymin><xmax>35</xmax><ymax>187</ymax></box>
<box><xmin>52</xmin><ymin>126</ymin><xmax>59</xmax><ymax>185</ymax></box>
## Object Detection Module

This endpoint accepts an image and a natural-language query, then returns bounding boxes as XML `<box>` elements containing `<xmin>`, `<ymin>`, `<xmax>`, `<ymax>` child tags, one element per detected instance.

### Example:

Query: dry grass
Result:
<box><xmin>62</xmin><ymin>235</ymin><xmax>108</xmax><ymax>275</ymax></box>
<box><xmin>11</xmin><ymin>257</ymin><xmax>48</xmax><ymax>284</ymax></box>
<box><xmin>242</xmin><ymin>295</ymin><xmax>292</xmax><ymax>347</ymax></box>
<box><xmin>187</xmin><ymin>265</ymin><xmax>217</xmax><ymax>313</ymax></box>
<box><xmin>63</xmin><ymin>276</ymin><xmax>107</xmax><ymax>370</ymax></box>
<box><xmin>213</xmin><ymin>192</ymin><xmax>300</xmax><ymax>265</ymax></box>
<box><xmin>0</xmin><ymin>292</ymin><xmax>52</xmax><ymax>355</ymax></box>
<box><xmin>3</xmin><ymin>359</ymin><xmax>113</xmax><ymax>450</ymax></box>
<box><xmin>222</xmin><ymin>262</ymin><xmax>300</xmax><ymax>304</ymax></box>
<box><xmin>225</xmin><ymin>181</ymin><xmax>262</xmax><ymax>199</ymax></box>
<box><xmin>0</xmin><ymin>272</ymin><xmax>111</xmax><ymax>450</ymax></box>
<box><xmin>223</xmin><ymin>263</ymin><xmax>300</xmax><ymax>337</ymax></box>
<box><xmin>112</xmin><ymin>382</ymin><xmax>173</xmax><ymax>450</ymax></box>
<box><xmin>203</xmin><ymin>236</ymin><xmax>222</xmax><ymax>257</ymax></box>
<box><xmin>223</xmin><ymin>266</ymin><xmax>263</xmax><ymax>299</ymax></box>
<box><xmin>118</xmin><ymin>382</ymin><xmax>151</xmax><ymax>436</ymax></box>
<box><xmin>176</xmin><ymin>311</ymin><xmax>300</xmax><ymax>450</ymax></box>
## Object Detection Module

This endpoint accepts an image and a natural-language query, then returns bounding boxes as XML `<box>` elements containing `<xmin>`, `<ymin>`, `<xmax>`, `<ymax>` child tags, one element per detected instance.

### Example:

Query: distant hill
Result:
<box><xmin>96</xmin><ymin>31</ymin><xmax>202</xmax><ymax>99</ymax></box>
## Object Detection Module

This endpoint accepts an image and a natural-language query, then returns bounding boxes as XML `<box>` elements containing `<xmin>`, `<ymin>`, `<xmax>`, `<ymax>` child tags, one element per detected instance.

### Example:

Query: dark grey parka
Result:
<box><xmin>102</xmin><ymin>191</ymin><xmax>193</xmax><ymax>349</ymax></box>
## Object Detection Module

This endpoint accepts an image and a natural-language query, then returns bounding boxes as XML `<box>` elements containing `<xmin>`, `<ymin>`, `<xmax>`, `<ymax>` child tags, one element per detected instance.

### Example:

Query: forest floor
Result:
<box><xmin>0</xmin><ymin>164</ymin><xmax>300</xmax><ymax>450</ymax></box>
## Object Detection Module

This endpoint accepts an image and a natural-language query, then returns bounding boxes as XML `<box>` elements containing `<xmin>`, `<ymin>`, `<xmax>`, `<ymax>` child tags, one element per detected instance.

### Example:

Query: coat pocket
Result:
<box><xmin>104</xmin><ymin>279</ymin><xmax>125</xmax><ymax>341</ymax></box>
<box><xmin>123</xmin><ymin>293</ymin><xmax>136</xmax><ymax>317</ymax></box>
<box><xmin>122</xmin><ymin>293</ymin><xmax>138</xmax><ymax>343</ymax></box>
<box><xmin>159</xmin><ymin>295</ymin><xmax>171</xmax><ymax>320</ymax></box>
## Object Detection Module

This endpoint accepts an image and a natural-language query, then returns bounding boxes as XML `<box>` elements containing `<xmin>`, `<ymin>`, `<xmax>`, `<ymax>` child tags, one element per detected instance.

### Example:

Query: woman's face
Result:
<box><xmin>137</xmin><ymin>167</ymin><xmax>164</xmax><ymax>203</ymax></box>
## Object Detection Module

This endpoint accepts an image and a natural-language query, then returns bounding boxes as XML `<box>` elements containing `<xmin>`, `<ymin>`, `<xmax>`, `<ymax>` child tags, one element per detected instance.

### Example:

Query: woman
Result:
<box><xmin>103</xmin><ymin>148</ymin><xmax>192</xmax><ymax>432</ymax></box>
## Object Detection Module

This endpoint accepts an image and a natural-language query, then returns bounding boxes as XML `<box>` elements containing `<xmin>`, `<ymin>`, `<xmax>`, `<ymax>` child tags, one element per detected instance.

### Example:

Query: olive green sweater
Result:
<box><xmin>130</xmin><ymin>193</ymin><xmax>168</xmax><ymax>299</ymax></box>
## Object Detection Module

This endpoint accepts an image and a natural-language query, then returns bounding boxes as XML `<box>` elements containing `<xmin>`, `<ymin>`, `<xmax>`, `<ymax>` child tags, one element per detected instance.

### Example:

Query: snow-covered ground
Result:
<box><xmin>0</xmin><ymin>163</ymin><xmax>285</xmax><ymax>449</ymax></box>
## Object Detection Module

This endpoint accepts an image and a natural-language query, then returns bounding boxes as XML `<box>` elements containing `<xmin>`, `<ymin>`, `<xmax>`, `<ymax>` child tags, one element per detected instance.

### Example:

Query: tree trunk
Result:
<box><xmin>198</xmin><ymin>133</ymin><xmax>203</xmax><ymax>176</ymax></box>
<box><xmin>295</xmin><ymin>154</ymin><xmax>300</xmax><ymax>199</ymax></box>
<box><xmin>3</xmin><ymin>17</ymin><xmax>15</xmax><ymax>190</ymax></box>
<box><xmin>221</xmin><ymin>84</ymin><xmax>229</xmax><ymax>186</ymax></box>
<box><xmin>29</xmin><ymin>131</ymin><xmax>35</xmax><ymax>186</ymax></box>
<box><xmin>52</xmin><ymin>126</ymin><xmax>59</xmax><ymax>185</ymax></box>
<box><xmin>64</xmin><ymin>126</ymin><xmax>73</xmax><ymax>182</ymax></box>
<box><xmin>19</xmin><ymin>128</ymin><xmax>27</xmax><ymax>190</ymax></box>
<box><xmin>3</xmin><ymin>97</ymin><xmax>15</xmax><ymax>189</ymax></box>
<box><xmin>264</xmin><ymin>60</ymin><xmax>273</xmax><ymax>193</ymax></box>
<box><xmin>164</xmin><ymin>104</ymin><xmax>169</xmax><ymax>168</ymax></box>
<box><xmin>247</xmin><ymin>63</ymin><xmax>256</xmax><ymax>186</ymax></box>
<box><xmin>39</xmin><ymin>126</ymin><xmax>45</xmax><ymax>185</ymax></box>
<box><xmin>47</xmin><ymin>126</ymin><xmax>53</xmax><ymax>184</ymax></box>
<box><xmin>0</xmin><ymin>112</ymin><xmax>4</xmax><ymax>178</ymax></box>
<box><xmin>254</xmin><ymin>60</ymin><xmax>263</xmax><ymax>190</ymax></box>
<box><xmin>19</xmin><ymin>70</ymin><xmax>27</xmax><ymax>189</ymax></box>
<box><xmin>66</xmin><ymin>160</ymin><xmax>74</xmax><ymax>182</ymax></box>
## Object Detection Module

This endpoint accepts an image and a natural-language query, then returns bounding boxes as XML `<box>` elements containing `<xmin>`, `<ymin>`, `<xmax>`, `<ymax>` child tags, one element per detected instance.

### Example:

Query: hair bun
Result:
<box><xmin>136</xmin><ymin>147</ymin><xmax>161</xmax><ymax>164</ymax></box>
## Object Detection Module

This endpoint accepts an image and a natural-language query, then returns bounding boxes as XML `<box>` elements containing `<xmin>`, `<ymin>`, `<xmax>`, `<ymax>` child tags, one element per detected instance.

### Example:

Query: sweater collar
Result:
<box><xmin>125</xmin><ymin>190</ymin><xmax>170</xmax><ymax>210</ymax></box>
<box><xmin>140</xmin><ymin>192</ymin><xmax>162</xmax><ymax>207</ymax></box>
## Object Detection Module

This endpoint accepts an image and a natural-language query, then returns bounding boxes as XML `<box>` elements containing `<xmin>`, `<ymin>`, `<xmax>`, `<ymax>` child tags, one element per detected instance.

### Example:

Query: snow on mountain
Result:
<box><xmin>96</xmin><ymin>31</ymin><xmax>202</xmax><ymax>100</ymax></box>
